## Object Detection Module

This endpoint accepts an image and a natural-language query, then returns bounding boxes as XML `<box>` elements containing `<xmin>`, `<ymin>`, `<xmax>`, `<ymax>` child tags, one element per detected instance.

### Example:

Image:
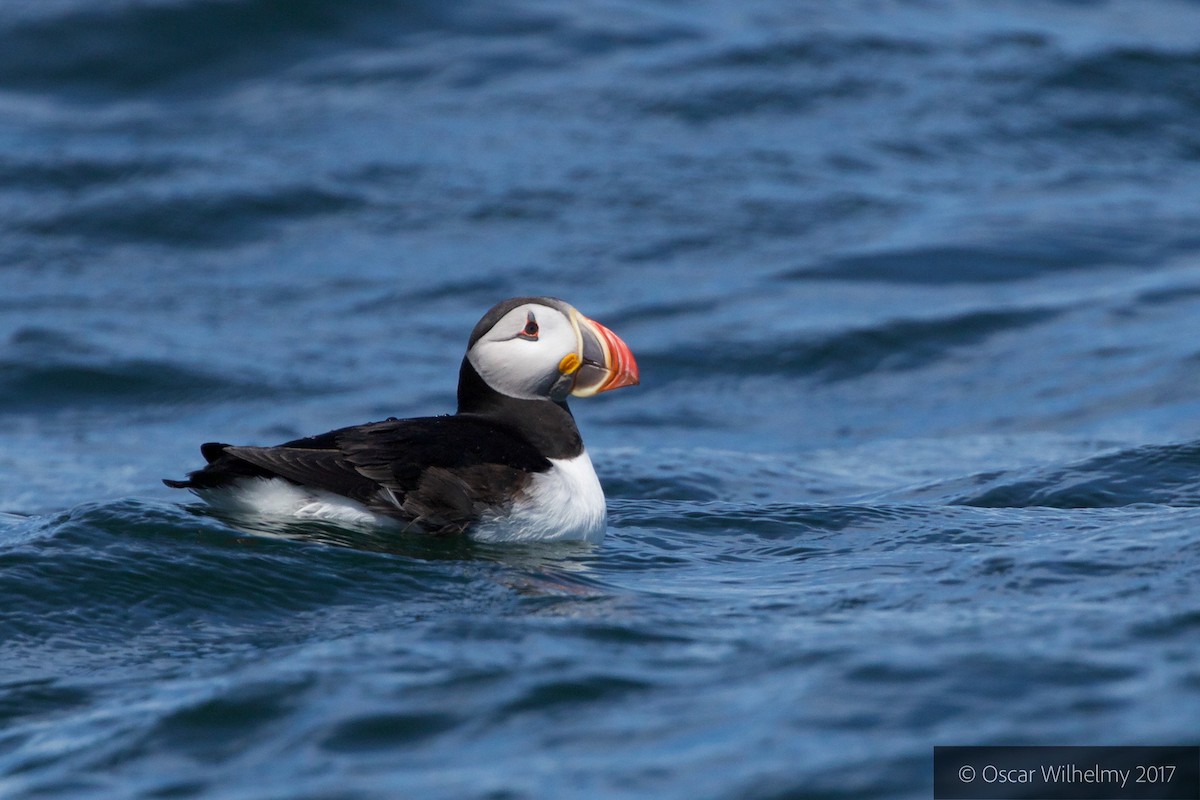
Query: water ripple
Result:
<box><xmin>637</xmin><ymin>308</ymin><xmax>1057</xmax><ymax>383</ymax></box>
<box><xmin>0</xmin><ymin>0</ymin><xmax>406</xmax><ymax>99</ymax></box>
<box><xmin>957</xmin><ymin>440</ymin><xmax>1200</xmax><ymax>508</ymax></box>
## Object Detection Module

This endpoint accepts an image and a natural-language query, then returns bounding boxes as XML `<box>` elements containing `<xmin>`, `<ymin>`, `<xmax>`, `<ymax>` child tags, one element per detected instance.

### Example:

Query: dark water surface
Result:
<box><xmin>4</xmin><ymin>1</ymin><xmax>1200</xmax><ymax>797</ymax></box>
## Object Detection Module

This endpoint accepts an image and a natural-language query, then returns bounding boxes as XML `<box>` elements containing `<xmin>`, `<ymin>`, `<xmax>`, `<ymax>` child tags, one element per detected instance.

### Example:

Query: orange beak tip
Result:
<box><xmin>570</xmin><ymin>312</ymin><xmax>640</xmax><ymax>397</ymax></box>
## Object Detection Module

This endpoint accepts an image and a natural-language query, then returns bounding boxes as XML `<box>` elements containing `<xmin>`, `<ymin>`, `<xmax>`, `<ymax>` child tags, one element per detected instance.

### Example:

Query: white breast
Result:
<box><xmin>470</xmin><ymin>450</ymin><xmax>608</xmax><ymax>544</ymax></box>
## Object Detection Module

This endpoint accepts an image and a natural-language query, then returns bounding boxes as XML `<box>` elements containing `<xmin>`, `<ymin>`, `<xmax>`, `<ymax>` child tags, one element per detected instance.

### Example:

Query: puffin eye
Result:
<box><xmin>518</xmin><ymin>313</ymin><xmax>539</xmax><ymax>340</ymax></box>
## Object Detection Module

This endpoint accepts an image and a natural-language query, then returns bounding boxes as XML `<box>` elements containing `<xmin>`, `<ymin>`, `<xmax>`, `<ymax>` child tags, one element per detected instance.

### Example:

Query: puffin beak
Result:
<box><xmin>565</xmin><ymin>311</ymin><xmax>640</xmax><ymax>398</ymax></box>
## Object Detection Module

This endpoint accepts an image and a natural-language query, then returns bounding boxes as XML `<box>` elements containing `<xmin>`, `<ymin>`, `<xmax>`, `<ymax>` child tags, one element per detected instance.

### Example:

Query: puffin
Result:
<box><xmin>163</xmin><ymin>297</ymin><xmax>639</xmax><ymax>543</ymax></box>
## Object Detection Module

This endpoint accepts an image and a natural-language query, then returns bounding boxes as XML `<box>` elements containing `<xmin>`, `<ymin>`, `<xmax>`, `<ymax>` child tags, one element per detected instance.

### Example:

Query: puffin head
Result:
<box><xmin>465</xmin><ymin>297</ymin><xmax>639</xmax><ymax>403</ymax></box>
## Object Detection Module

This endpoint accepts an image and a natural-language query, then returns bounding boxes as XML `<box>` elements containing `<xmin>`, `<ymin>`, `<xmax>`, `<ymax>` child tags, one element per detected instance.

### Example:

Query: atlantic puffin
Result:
<box><xmin>163</xmin><ymin>297</ymin><xmax>639</xmax><ymax>543</ymax></box>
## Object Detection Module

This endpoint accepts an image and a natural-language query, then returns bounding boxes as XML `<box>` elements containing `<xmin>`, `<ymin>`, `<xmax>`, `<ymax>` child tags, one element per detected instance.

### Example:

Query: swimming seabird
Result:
<box><xmin>163</xmin><ymin>297</ymin><xmax>639</xmax><ymax>543</ymax></box>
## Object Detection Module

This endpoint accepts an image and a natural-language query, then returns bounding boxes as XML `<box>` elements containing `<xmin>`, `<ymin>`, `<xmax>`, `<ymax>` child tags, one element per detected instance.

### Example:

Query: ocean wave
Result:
<box><xmin>637</xmin><ymin>31</ymin><xmax>928</xmax><ymax>125</ymax></box>
<box><xmin>635</xmin><ymin>307</ymin><xmax>1056</xmax><ymax>384</ymax></box>
<box><xmin>1041</xmin><ymin>46</ymin><xmax>1200</xmax><ymax>107</ymax></box>
<box><xmin>0</xmin><ymin>0</ymin><xmax>701</xmax><ymax>101</ymax></box>
<box><xmin>0</xmin><ymin>0</ymin><xmax>405</xmax><ymax>99</ymax></box>
<box><xmin>639</xmin><ymin>79</ymin><xmax>878</xmax><ymax>125</ymax></box>
<box><xmin>0</xmin><ymin>354</ymin><xmax>293</xmax><ymax>412</ymax></box>
<box><xmin>669</xmin><ymin>33</ymin><xmax>932</xmax><ymax>73</ymax></box>
<box><xmin>788</xmin><ymin>224</ymin><xmax>1189</xmax><ymax>284</ymax></box>
<box><xmin>956</xmin><ymin>440</ymin><xmax>1200</xmax><ymax>508</ymax></box>
<box><xmin>0</xmin><ymin>154</ymin><xmax>177</xmax><ymax>192</ymax></box>
<box><xmin>0</xmin><ymin>500</ymin><xmax>474</xmax><ymax>636</ymax></box>
<box><xmin>21</xmin><ymin>183</ymin><xmax>367</xmax><ymax>247</ymax></box>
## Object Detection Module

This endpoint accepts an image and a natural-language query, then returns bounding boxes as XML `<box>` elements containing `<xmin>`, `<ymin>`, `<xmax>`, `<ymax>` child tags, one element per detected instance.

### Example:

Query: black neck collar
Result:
<box><xmin>456</xmin><ymin>358</ymin><xmax>584</xmax><ymax>460</ymax></box>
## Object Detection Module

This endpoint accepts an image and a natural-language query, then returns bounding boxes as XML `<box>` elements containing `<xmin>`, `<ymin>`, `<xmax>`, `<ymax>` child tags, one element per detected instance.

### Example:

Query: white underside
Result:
<box><xmin>471</xmin><ymin>451</ymin><xmax>608</xmax><ymax>544</ymax></box>
<box><xmin>195</xmin><ymin>478</ymin><xmax>402</xmax><ymax>531</ymax></box>
<box><xmin>192</xmin><ymin>450</ymin><xmax>608</xmax><ymax>544</ymax></box>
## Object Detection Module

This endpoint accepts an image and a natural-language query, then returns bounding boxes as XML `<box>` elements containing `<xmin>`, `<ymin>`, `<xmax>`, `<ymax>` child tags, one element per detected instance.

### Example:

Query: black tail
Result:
<box><xmin>162</xmin><ymin>442</ymin><xmax>239</xmax><ymax>490</ymax></box>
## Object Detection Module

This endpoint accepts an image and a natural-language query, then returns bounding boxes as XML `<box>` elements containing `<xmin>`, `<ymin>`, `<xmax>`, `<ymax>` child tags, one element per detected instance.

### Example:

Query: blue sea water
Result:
<box><xmin>3</xmin><ymin>0</ymin><xmax>1200</xmax><ymax>797</ymax></box>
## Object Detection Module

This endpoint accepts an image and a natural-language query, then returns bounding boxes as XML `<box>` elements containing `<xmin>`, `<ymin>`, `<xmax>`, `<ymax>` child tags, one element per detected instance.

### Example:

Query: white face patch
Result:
<box><xmin>467</xmin><ymin>303</ymin><xmax>580</xmax><ymax>400</ymax></box>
